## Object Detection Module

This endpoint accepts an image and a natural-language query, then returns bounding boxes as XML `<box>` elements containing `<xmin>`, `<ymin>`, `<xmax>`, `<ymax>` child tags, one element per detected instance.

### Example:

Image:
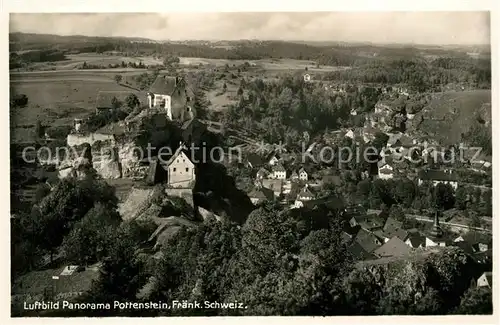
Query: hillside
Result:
<box><xmin>410</xmin><ymin>90</ymin><xmax>491</xmax><ymax>146</ymax></box>
<box><xmin>9</xmin><ymin>32</ymin><xmax>476</xmax><ymax>65</ymax></box>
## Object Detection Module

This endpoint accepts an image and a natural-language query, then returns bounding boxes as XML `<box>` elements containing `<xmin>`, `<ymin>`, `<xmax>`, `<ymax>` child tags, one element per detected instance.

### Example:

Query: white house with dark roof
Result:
<box><xmin>293</xmin><ymin>185</ymin><xmax>315</xmax><ymax>208</ymax></box>
<box><xmin>418</xmin><ymin>169</ymin><xmax>458</xmax><ymax>190</ymax></box>
<box><xmin>378</xmin><ymin>160</ymin><xmax>394</xmax><ymax>180</ymax></box>
<box><xmin>476</xmin><ymin>271</ymin><xmax>492</xmax><ymax>289</ymax></box>
<box><xmin>148</xmin><ymin>75</ymin><xmax>193</xmax><ymax>121</ymax></box>
<box><xmin>162</xmin><ymin>143</ymin><xmax>195</xmax><ymax>188</ymax></box>
<box><xmin>298</xmin><ymin>167</ymin><xmax>308</xmax><ymax>181</ymax></box>
<box><xmin>271</xmin><ymin>163</ymin><xmax>287</xmax><ymax>180</ymax></box>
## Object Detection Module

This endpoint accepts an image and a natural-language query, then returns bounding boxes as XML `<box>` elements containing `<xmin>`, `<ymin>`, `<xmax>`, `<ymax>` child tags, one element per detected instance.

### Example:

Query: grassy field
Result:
<box><xmin>10</xmin><ymin>70</ymin><xmax>146</xmax><ymax>143</ymax></box>
<box><xmin>23</xmin><ymin>53</ymin><xmax>163</xmax><ymax>71</ymax></box>
<box><xmin>415</xmin><ymin>89</ymin><xmax>491</xmax><ymax>145</ymax></box>
<box><xmin>206</xmin><ymin>79</ymin><xmax>240</xmax><ymax>111</ymax></box>
<box><xmin>179</xmin><ymin>57</ymin><xmax>349</xmax><ymax>72</ymax></box>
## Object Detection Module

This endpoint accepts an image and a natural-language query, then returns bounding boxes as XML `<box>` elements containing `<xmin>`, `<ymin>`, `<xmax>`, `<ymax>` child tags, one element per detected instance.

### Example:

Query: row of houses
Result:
<box><xmin>343</xmin><ymin>208</ymin><xmax>492</xmax><ymax>261</ymax></box>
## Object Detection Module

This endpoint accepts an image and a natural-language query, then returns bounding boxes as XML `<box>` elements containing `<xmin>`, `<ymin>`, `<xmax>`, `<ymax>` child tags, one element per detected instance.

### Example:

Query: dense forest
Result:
<box><xmin>324</xmin><ymin>58</ymin><xmax>491</xmax><ymax>92</ymax></box>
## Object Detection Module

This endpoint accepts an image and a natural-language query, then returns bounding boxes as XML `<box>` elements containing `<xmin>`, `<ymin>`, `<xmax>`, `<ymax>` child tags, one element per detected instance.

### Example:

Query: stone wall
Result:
<box><xmin>67</xmin><ymin>133</ymin><xmax>115</xmax><ymax>147</ymax></box>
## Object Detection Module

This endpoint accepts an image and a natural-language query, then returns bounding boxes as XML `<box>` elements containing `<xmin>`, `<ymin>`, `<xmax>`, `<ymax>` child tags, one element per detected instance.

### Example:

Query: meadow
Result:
<box><xmin>10</xmin><ymin>70</ymin><xmax>145</xmax><ymax>143</ymax></box>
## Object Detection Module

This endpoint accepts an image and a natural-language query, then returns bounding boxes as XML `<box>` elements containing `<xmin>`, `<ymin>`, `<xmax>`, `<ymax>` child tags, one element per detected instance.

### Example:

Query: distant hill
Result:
<box><xmin>9</xmin><ymin>32</ymin><xmax>154</xmax><ymax>46</ymax></box>
<box><xmin>9</xmin><ymin>32</ymin><xmax>476</xmax><ymax>64</ymax></box>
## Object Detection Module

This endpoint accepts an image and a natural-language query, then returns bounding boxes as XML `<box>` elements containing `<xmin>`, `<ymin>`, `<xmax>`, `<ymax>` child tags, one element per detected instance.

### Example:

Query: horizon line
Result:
<box><xmin>9</xmin><ymin>31</ymin><xmax>491</xmax><ymax>48</ymax></box>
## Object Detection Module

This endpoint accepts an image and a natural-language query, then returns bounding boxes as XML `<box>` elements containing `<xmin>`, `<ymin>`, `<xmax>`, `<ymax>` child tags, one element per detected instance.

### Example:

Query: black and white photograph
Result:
<box><xmin>7</xmin><ymin>7</ymin><xmax>495</xmax><ymax>319</ymax></box>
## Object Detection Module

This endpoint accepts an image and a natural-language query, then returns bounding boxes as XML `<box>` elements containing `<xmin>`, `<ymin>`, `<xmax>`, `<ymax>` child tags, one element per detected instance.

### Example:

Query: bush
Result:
<box><xmin>11</xmin><ymin>94</ymin><xmax>28</xmax><ymax>107</ymax></box>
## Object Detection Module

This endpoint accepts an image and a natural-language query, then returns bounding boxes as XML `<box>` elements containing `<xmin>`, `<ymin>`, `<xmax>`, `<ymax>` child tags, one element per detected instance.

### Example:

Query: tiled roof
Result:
<box><xmin>406</xmin><ymin>232</ymin><xmax>426</xmax><ymax>248</ymax></box>
<box><xmin>358</xmin><ymin>214</ymin><xmax>386</xmax><ymax>231</ymax></box>
<box><xmin>272</xmin><ymin>163</ymin><xmax>286</xmax><ymax>172</ymax></box>
<box><xmin>248</xmin><ymin>186</ymin><xmax>274</xmax><ymax>201</ymax></box>
<box><xmin>418</xmin><ymin>169</ymin><xmax>458</xmax><ymax>182</ymax></box>
<box><xmin>373</xmin><ymin>237</ymin><xmax>411</xmax><ymax>258</ymax></box>
<box><xmin>149</xmin><ymin>76</ymin><xmax>178</xmax><ymax>95</ymax></box>
<box><xmin>256</xmin><ymin>167</ymin><xmax>269</xmax><ymax>177</ymax></box>
<box><xmin>355</xmin><ymin>228</ymin><xmax>382</xmax><ymax>253</ymax></box>
<box><xmin>302</xmin><ymin>196</ymin><xmax>345</xmax><ymax>210</ymax></box>
<box><xmin>343</xmin><ymin>224</ymin><xmax>361</xmax><ymax>237</ymax></box>
<box><xmin>379</xmin><ymin>167</ymin><xmax>394</xmax><ymax>175</ymax></box>
<box><xmin>452</xmin><ymin>241</ymin><xmax>475</xmax><ymax>254</ymax></box>
<box><xmin>163</xmin><ymin>144</ymin><xmax>193</xmax><ymax>167</ymax></box>
<box><xmin>348</xmin><ymin>241</ymin><xmax>376</xmax><ymax>260</ymax></box>
<box><xmin>296</xmin><ymin>186</ymin><xmax>314</xmax><ymax>200</ymax></box>
<box><xmin>389</xmin><ymin>228</ymin><xmax>409</xmax><ymax>241</ymax></box>
<box><xmin>387</xmin><ymin>133</ymin><xmax>402</xmax><ymax>146</ymax></box>
<box><xmin>383</xmin><ymin>217</ymin><xmax>403</xmax><ymax>234</ymax></box>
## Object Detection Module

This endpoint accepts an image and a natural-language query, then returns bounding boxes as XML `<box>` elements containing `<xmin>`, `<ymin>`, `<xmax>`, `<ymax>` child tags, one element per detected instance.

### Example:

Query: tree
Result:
<box><xmin>455</xmin><ymin>287</ymin><xmax>492</xmax><ymax>314</ymax></box>
<box><xmin>11</xmin><ymin>94</ymin><xmax>28</xmax><ymax>108</ymax></box>
<box><xmin>222</xmin><ymin>82</ymin><xmax>227</xmax><ymax>93</ymax></box>
<box><xmin>433</xmin><ymin>183</ymin><xmax>455</xmax><ymax>210</ymax></box>
<box><xmin>111</xmin><ymin>96</ymin><xmax>121</xmax><ymax>109</ymax></box>
<box><xmin>114</xmin><ymin>74</ymin><xmax>123</xmax><ymax>84</ymax></box>
<box><xmin>35</xmin><ymin>120</ymin><xmax>45</xmax><ymax>139</ymax></box>
<box><xmin>371</xmin><ymin>132</ymin><xmax>389</xmax><ymax>153</ymax></box>
<box><xmin>163</xmin><ymin>55</ymin><xmax>180</xmax><ymax>67</ymax></box>
<box><xmin>389</xmin><ymin>204</ymin><xmax>405</xmax><ymax>222</ymax></box>
<box><xmin>125</xmin><ymin>93</ymin><xmax>140</xmax><ymax>109</ymax></box>
<box><xmin>237</xmin><ymin>87</ymin><xmax>244</xmax><ymax>96</ymax></box>
<box><xmin>480</xmin><ymin>189</ymin><xmax>492</xmax><ymax>216</ymax></box>
<box><xmin>34</xmin><ymin>183</ymin><xmax>51</xmax><ymax>203</ymax></box>
<box><xmin>80</xmin><ymin>223</ymin><xmax>149</xmax><ymax>314</ymax></box>
<box><xmin>62</xmin><ymin>203</ymin><xmax>121</xmax><ymax>265</ymax></box>
<box><xmin>467</xmin><ymin>211</ymin><xmax>481</xmax><ymax>229</ymax></box>
<box><xmin>32</xmin><ymin>174</ymin><xmax>118</xmax><ymax>260</ymax></box>
<box><xmin>454</xmin><ymin>186</ymin><xmax>468</xmax><ymax>210</ymax></box>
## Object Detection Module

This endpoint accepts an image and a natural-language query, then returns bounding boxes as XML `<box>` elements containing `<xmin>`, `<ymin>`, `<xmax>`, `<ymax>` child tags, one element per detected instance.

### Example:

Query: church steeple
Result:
<box><xmin>430</xmin><ymin>209</ymin><xmax>443</xmax><ymax>238</ymax></box>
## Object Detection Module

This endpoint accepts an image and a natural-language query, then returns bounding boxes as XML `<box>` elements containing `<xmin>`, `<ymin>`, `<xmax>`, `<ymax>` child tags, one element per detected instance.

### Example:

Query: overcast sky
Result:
<box><xmin>9</xmin><ymin>12</ymin><xmax>490</xmax><ymax>45</ymax></box>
